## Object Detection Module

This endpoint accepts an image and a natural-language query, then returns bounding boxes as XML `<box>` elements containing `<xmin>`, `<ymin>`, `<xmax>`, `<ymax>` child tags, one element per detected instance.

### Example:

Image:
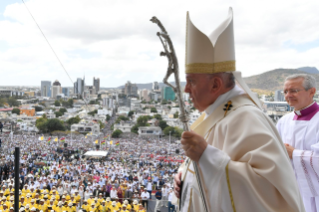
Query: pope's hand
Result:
<box><xmin>174</xmin><ymin>171</ymin><xmax>182</xmax><ymax>198</ymax></box>
<box><xmin>181</xmin><ymin>131</ymin><xmax>208</xmax><ymax>163</ymax></box>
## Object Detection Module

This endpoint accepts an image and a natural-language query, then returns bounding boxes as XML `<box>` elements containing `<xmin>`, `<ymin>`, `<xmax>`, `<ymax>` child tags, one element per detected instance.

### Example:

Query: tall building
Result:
<box><xmin>41</xmin><ymin>81</ymin><xmax>51</xmax><ymax>97</ymax></box>
<box><xmin>74</xmin><ymin>77</ymin><xmax>85</xmax><ymax>97</ymax></box>
<box><xmin>62</xmin><ymin>87</ymin><xmax>70</xmax><ymax>97</ymax></box>
<box><xmin>152</xmin><ymin>81</ymin><xmax>160</xmax><ymax>91</ymax></box>
<box><xmin>274</xmin><ymin>90</ymin><xmax>285</xmax><ymax>101</ymax></box>
<box><xmin>86</xmin><ymin>86</ymin><xmax>96</xmax><ymax>95</ymax></box>
<box><xmin>52</xmin><ymin>80</ymin><xmax>62</xmax><ymax>99</ymax></box>
<box><xmin>140</xmin><ymin>89</ymin><xmax>150</xmax><ymax>101</ymax></box>
<box><xmin>93</xmin><ymin>77</ymin><xmax>100</xmax><ymax>94</ymax></box>
<box><xmin>162</xmin><ymin>86</ymin><xmax>175</xmax><ymax>101</ymax></box>
<box><xmin>123</xmin><ymin>81</ymin><xmax>138</xmax><ymax>97</ymax></box>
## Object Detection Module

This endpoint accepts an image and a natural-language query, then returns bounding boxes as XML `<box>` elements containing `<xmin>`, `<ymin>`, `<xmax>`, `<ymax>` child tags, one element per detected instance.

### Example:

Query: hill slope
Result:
<box><xmin>297</xmin><ymin>67</ymin><xmax>319</xmax><ymax>74</ymax></box>
<box><xmin>243</xmin><ymin>68</ymin><xmax>319</xmax><ymax>91</ymax></box>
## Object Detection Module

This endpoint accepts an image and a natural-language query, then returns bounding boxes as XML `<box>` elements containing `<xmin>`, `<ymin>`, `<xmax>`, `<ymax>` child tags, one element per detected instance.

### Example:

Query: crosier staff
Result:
<box><xmin>150</xmin><ymin>16</ymin><xmax>209</xmax><ymax>212</ymax></box>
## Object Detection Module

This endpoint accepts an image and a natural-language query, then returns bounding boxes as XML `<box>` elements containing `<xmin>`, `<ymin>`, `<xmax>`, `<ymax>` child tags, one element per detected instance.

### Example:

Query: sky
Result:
<box><xmin>0</xmin><ymin>0</ymin><xmax>319</xmax><ymax>88</ymax></box>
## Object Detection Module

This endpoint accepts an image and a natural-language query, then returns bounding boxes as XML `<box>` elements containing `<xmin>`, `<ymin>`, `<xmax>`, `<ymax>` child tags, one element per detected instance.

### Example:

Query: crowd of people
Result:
<box><xmin>0</xmin><ymin>133</ymin><xmax>184</xmax><ymax>212</ymax></box>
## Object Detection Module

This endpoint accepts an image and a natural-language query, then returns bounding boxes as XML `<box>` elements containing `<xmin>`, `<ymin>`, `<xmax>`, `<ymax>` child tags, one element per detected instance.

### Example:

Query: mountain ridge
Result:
<box><xmin>102</xmin><ymin>66</ymin><xmax>318</xmax><ymax>92</ymax></box>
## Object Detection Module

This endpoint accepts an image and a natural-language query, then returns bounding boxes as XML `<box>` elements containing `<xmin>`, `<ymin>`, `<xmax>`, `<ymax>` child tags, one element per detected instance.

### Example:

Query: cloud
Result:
<box><xmin>0</xmin><ymin>0</ymin><xmax>319</xmax><ymax>87</ymax></box>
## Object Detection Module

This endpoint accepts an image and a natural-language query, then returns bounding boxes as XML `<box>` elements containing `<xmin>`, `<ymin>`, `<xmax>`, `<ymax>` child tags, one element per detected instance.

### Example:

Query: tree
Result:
<box><xmin>36</xmin><ymin>117</ymin><xmax>48</xmax><ymax>132</ymax></box>
<box><xmin>161</xmin><ymin>99</ymin><xmax>167</xmax><ymax>105</ymax></box>
<box><xmin>66</xmin><ymin>116</ymin><xmax>81</xmax><ymax>125</ymax></box>
<box><xmin>55</xmin><ymin>111</ymin><xmax>63</xmax><ymax>117</ymax></box>
<box><xmin>128</xmin><ymin>111</ymin><xmax>134</xmax><ymax>118</ymax></box>
<box><xmin>131</xmin><ymin>124</ymin><xmax>139</xmax><ymax>134</ymax></box>
<box><xmin>8</xmin><ymin>97</ymin><xmax>20</xmax><ymax>107</ymax></box>
<box><xmin>89</xmin><ymin>100</ymin><xmax>96</xmax><ymax>104</ymax></box>
<box><xmin>151</xmin><ymin>107</ymin><xmax>157</xmax><ymax>113</ymax></box>
<box><xmin>59</xmin><ymin>108</ymin><xmax>67</xmax><ymax>114</ymax></box>
<box><xmin>88</xmin><ymin>110</ymin><xmax>98</xmax><ymax>116</ymax></box>
<box><xmin>46</xmin><ymin>119</ymin><xmax>65</xmax><ymax>132</ymax></box>
<box><xmin>115</xmin><ymin>115</ymin><xmax>129</xmax><ymax>124</ymax></box>
<box><xmin>98</xmin><ymin>120</ymin><xmax>105</xmax><ymax>130</ymax></box>
<box><xmin>34</xmin><ymin>106</ymin><xmax>43</xmax><ymax>112</ymax></box>
<box><xmin>174</xmin><ymin>111</ymin><xmax>179</xmax><ymax>118</ymax></box>
<box><xmin>0</xmin><ymin>98</ymin><xmax>5</xmax><ymax>107</ymax></box>
<box><xmin>106</xmin><ymin>114</ymin><xmax>111</xmax><ymax>121</ymax></box>
<box><xmin>112</xmin><ymin>129</ymin><xmax>123</xmax><ymax>138</ymax></box>
<box><xmin>68</xmin><ymin>99</ymin><xmax>74</xmax><ymax>107</ymax></box>
<box><xmin>153</xmin><ymin>114</ymin><xmax>162</xmax><ymax>121</ymax></box>
<box><xmin>12</xmin><ymin>108</ymin><xmax>20</xmax><ymax>115</ymax></box>
<box><xmin>163</xmin><ymin>126</ymin><xmax>183</xmax><ymax>138</ymax></box>
<box><xmin>54</xmin><ymin>100</ymin><xmax>60</xmax><ymax>107</ymax></box>
<box><xmin>137</xmin><ymin>116</ymin><xmax>150</xmax><ymax>126</ymax></box>
<box><xmin>159</xmin><ymin>120</ymin><xmax>168</xmax><ymax>130</ymax></box>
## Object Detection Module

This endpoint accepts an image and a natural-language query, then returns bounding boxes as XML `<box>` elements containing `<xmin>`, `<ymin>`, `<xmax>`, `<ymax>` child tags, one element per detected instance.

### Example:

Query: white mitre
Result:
<box><xmin>185</xmin><ymin>8</ymin><xmax>261</xmax><ymax>108</ymax></box>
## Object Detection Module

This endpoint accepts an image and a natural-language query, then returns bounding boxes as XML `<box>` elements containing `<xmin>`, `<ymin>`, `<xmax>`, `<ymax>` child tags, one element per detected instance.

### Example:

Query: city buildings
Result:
<box><xmin>140</xmin><ymin>89</ymin><xmax>150</xmax><ymax>102</ymax></box>
<box><xmin>162</xmin><ymin>86</ymin><xmax>175</xmax><ymax>101</ymax></box>
<box><xmin>152</xmin><ymin>81</ymin><xmax>160</xmax><ymax>90</ymax></box>
<box><xmin>74</xmin><ymin>77</ymin><xmax>85</xmax><ymax>97</ymax></box>
<box><xmin>52</xmin><ymin>80</ymin><xmax>62</xmax><ymax>99</ymax></box>
<box><xmin>71</xmin><ymin>122</ymin><xmax>100</xmax><ymax>134</ymax></box>
<box><xmin>123</xmin><ymin>81</ymin><xmax>138</xmax><ymax>97</ymax></box>
<box><xmin>274</xmin><ymin>90</ymin><xmax>285</xmax><ymax>101</ymax></box>
<box><xmin>93</xmin><ymin>77</ymin><xmax>100</xmax><ymax>94</ymax></box>
<box><xmin>62</xmin><ymin>87</ymin><xmax>70</xmax><ymax>97</ymax></box>
<box><xmin>138</xmin><ymin>126</ymin><xmax>162</xmax><ymax>137</ymax></box>
<box><xmin>41</xmin><ymin>81</ymin><xmax>51</xmax><ymax>97</ymax></box>
<box><xmin>114</xmin><ymin>121</ymin><xmax>134</xmax><ymax>133</ymax></box>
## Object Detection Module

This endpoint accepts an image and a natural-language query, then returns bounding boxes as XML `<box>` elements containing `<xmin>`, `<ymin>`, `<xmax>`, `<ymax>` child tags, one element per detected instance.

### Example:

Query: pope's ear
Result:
<box><xmin>210</xmin><ymin>77</ymin><xmax>223</xmax><ymax>93</ymax></box>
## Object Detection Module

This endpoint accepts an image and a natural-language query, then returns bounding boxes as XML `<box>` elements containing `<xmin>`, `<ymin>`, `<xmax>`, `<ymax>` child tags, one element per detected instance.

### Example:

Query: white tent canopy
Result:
<box><xmin>83</xmin><ymin>151</ymin><xmax>108</xmax><ymax>157</ymax></box>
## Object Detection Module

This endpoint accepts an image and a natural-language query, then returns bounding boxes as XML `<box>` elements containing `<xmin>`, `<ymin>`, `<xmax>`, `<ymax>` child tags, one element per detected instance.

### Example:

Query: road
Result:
<box><xmin>146</xmin><ymin>193</ymin><xmax>174</xmax><ymax>212</ymax></box>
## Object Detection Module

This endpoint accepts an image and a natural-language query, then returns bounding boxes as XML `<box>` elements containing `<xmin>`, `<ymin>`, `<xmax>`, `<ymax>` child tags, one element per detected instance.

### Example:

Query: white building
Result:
<box><xmin>117</xmin><ymin>106</ymin><xmax>130</xmax><ymax>116</ymax></box>
<box><xmin>138</xmin><ymin>126</ymin><xmax>162</xmax><ymax>137</ymax></box>
<box><xmin>114</xmin><ymin>122</ymin><xmax>134</xmax><ymax>133</ymax></box>
<box><xmin>71</xmin><ymin>122</ymin><xmax>100</xmax><ymax>134</ymax></box>
<box><xmin>189</xmin><ymin>110</ymin><xmax>201</xmax><ymax>125</ymax></box>
<box><xmin>19</xmin><ymin>122</ymin><xmax>39</xmax><ymax>132</ymax></box>
<box><xmin>131</xmin><ymin>98</ymin><xmax>142</xmax><ymax>111</ymax></box>
<box><xmin>52</xmin><ymin>80</ymin><xmax>62</xmax><ymax>99</ymax></box>
<box><xmin>98</xmin><ymin>109</ymin><xmax>113</xmax><ymax>116</ymax></box>
<box><xmin>140</xmin><ymin>89</ymin><xmax>150</xmax><ymax>102</ymax></box>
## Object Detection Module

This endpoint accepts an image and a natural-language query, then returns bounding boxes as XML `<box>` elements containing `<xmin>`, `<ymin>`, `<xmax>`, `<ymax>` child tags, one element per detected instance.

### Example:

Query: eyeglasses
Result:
<box><xmin>283</xmin><ymin>88</ymin><xmax>304</xmax><ymax>95</ymax></box>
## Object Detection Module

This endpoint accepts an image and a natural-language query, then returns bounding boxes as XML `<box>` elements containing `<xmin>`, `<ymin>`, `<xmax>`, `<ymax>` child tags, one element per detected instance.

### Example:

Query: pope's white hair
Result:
<box><xmin>285</xmin><ymin>74</ymin><xmax>316</xmax><ymax>90</ymax></box>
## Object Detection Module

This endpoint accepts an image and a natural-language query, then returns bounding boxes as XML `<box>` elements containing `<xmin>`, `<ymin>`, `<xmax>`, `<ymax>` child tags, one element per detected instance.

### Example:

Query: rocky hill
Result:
<box><xmin>244</xmin><ymin>68</ymin><xmax>319</xmax><ymax>91</ymax></box>
<box><xmin>297</xmin><ymin>66</ymin><xmax>319</xmax><ymax>74</ymax></box>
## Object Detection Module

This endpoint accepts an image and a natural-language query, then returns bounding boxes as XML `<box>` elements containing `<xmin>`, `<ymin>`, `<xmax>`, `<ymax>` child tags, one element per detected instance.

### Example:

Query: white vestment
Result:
<box><xmin>277</xmin><ymin>102</ymin><xmax>319</xmax><ymax>212</ymax></box>
<box><xmin>178</xmin><ymin>87</ymin><xmax>305</xmax><ymax>212</ymax></box>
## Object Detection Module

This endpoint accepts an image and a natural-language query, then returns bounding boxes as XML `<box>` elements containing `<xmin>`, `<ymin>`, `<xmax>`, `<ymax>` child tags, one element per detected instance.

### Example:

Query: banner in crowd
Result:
<box><xmin>47</xmin><ymin>137</ymin><xmax>51</xmax><ymax>144</ymax></box>
<box><xmin>115</xmin><ymin>141</ymin><xmax>120</xmax><ymax>146</ymax></box>
<box><xmin>60</xmin><ymin>137</ymin><xmax>65</xmax><ymax>142</ymax></box>
<box><xmin>101</xmin><ymin>140</ymin><xmax>106</xmax><ymax>145</ymax></box>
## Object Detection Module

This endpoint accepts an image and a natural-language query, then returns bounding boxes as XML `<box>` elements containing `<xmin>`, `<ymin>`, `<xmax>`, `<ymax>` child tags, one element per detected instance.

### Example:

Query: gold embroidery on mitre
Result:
<box><xmin>185</xmin><ymin>60</ymin><xmax>236</xmax><ymax>74</ymax></box>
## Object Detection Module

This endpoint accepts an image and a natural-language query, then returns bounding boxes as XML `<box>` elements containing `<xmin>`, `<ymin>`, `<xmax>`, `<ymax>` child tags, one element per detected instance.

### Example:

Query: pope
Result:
<box><xmin>173</xmin><ymin>8</ymin><xmax>305</xmax><ymax>212</ymax></box>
